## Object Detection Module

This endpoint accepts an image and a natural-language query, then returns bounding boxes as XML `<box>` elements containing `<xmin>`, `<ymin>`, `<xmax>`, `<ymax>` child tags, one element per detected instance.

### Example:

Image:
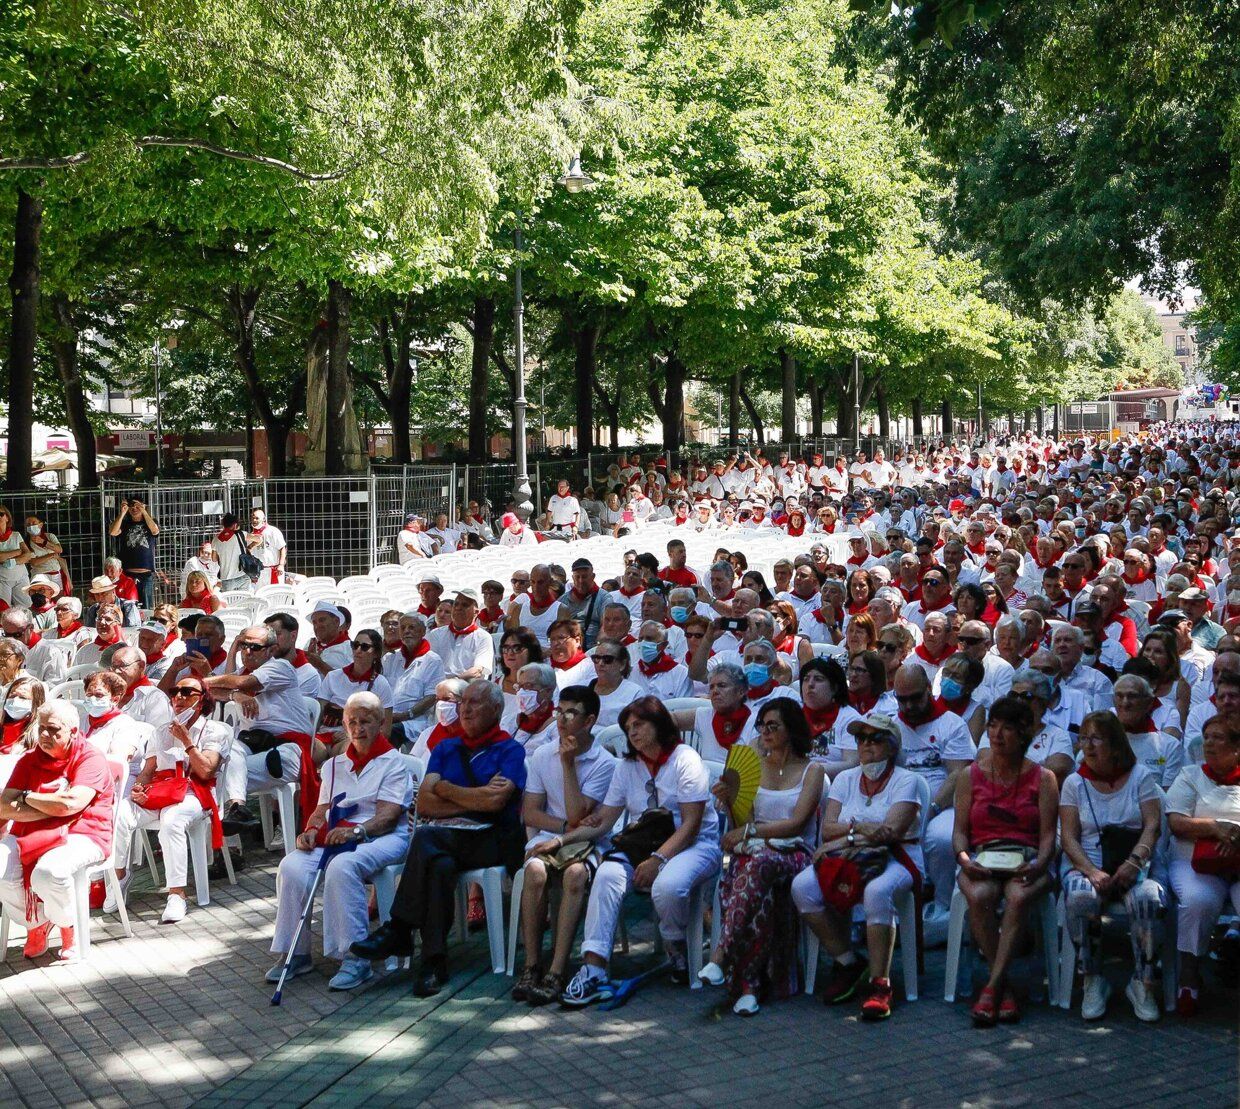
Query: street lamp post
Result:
<box><xmin>153</xmin><ymin>338</ymin><xmax>163</xmax><ymax>474</ymax></box>
<box><xmin>511</xmin><ymin>154</ymin><xmax>594</xmax><ymax>520</ymax></box>
<box><xmin>852</xmin><ymin>352</ymin><xmax>861</xmax><ymax>452</ymax></box>
<box><xmin>977</xmin><ymin>381</ymin><xmax>983</xmax><ymax>441</ymax></box>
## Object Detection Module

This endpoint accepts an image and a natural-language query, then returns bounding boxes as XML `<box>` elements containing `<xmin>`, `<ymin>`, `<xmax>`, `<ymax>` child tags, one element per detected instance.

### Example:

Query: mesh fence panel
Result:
<box><xmin>534</xmin><ymin>458</ymin><xmax>591</xmax><ymax>518</ymax></box>
<box><xmin>0</xmin><ymin>486</ymin><xmax>106</xmax><ymax>596</ymax></box>
<box><xmin>460</xmin><ymin>463</ymin><xmax>517</xmax><ymax>519</ymax></box>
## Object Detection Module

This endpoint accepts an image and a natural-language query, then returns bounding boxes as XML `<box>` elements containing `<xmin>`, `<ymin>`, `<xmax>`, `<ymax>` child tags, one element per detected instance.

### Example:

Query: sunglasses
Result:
<box><xmin>172</xmin><ymin>686</ymin><xmax>203</xmax><ymax>697</ymax></box>
<box><xmin>594</xmin><ymin>654</ymin><xmax>622</xmax><ymax>663</ymax></box>
<box><xmin>240</xmin><ymin>642</ymin><xmax>268</xmax><ymax>652</ymax></box>
<box><xmin>352</xmin><ymin>642</ymin><xmax>376</xmax><ymax>651</ymax></box>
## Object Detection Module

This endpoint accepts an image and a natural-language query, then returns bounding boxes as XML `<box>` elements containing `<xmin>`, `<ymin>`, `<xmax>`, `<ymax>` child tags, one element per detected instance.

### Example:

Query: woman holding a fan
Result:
<box><xmin>699</xmin><ymin>698</ymin><xmax>823</xmax><ymax>1015</ymax></box>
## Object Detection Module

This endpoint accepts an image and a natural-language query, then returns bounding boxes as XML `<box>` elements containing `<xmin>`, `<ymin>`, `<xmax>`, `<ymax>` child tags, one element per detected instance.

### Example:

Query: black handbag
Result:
<box><xmin>1084</xmin><ymin>784</ymin><xmax>1143</xmax><ymax>876</ymax></box>
<box><xmin>607</xmin><ymin>808</ymin><xmax>676</xmax><ymax>867</ymax></box>
<box><xmin>236</xmin><ymin>533</ymin><xmax>264</xmax><ymax>582</ymax></box>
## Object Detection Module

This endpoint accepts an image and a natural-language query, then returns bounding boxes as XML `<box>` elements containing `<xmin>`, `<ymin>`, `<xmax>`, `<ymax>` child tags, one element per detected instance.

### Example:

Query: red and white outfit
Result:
<box><xmin>247</xmin><ymin>522</ymin><xmax>287</xmax><ymax>584</ymax></box>
<box><xmin>633</xmin><ymin>654</ymin><xmax>693</xmax><ymax>700</ymax></box>
<box><xmin>427</xmin><ymin>622</ymin><xmax>495</xmax><ymax>679</ymax></box>
<box><xmin>550</xmin><ymin>650</ymin><xmax>598</xmax><ymax>690</ymax></box>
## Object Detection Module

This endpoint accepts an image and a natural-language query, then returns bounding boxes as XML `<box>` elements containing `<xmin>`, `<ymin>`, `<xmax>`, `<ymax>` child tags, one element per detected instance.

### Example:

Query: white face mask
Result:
<box><xmin>861</xmin><ymin>758</ymin><xmax>890</xmax><ymax>781</ymax></box>
<box><xmin>86</xmin><ymin>694</ymin><xmax>113</xmax><ymax>715</ymax></box>
<box><xmin>435</xmin><ymin>701</ymin><xmax>458</xmax><ymax>726</ymax></box>
<box><xmin>516</xmin><ymin>688</ymin><xmax>541</xmax><ymax>714</ymax></box>
<box><xmin>5</xmin><ymin>697</ymin><xmax>32</xmax><ymax>720</ymax></box>
<box><xmin>26</xmin><ymin>525</ymin><xmax>41</xmax><ymax>536</ymax></box>
<box><xmin>174</xmin><ymin>707</ymin><xmax>197</xmax><ymax>726</ymax></box>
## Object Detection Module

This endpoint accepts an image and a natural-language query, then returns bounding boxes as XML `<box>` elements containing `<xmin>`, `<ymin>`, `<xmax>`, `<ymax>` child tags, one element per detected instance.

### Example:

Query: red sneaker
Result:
<box><xmin>89</xmin><ymin>879</ymin><xmax>106</xmax><ymax>910</ymax></box>
<box><xmin>22</xmin><ymin>920</ymin><xmax>53</xmax><ymax>959</ymax></box>
<box><xmin>57</xmin><ymin>927</ymin><xmax>79</xmax><ymax>962</ymax></box>
<box><xmin>860</xmin><ymin>977</ymin><xmax>893</xmax><ymax>1021</ymax></box>
<box><xmin>1176</xmin><ymin>987</ymin><xmax>1198</xmax><ymax>1018</ymax></box>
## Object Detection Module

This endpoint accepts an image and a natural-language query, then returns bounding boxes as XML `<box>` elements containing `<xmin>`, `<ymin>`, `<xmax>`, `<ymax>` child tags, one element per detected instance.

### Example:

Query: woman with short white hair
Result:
<box><xmin>269</xmin><ymin>692</ymin><xmax>412</xmax><ymax>991</ymax></box>
<box><xmin>507</xmin><ymin>663</ymin><xmax>557</xmax><ymax>753</ymax></box>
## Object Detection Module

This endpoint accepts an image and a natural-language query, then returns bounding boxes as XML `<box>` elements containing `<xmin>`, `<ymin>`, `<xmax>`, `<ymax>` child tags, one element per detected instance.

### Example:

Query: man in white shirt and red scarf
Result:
<box><xmin>350</xmin><ymin>680</ymin><xmax>526</xmax><ymax>996</ymax></box>
<box><xmin>0</xmin><ymin>700</ymin><xmax>115</xmax><ymax>961</ymax></box>
<box><xmin>269</xmin><ymin>692</ymin><xmax>413</xmax><ymax>991</ymax></box>
<box><xmin>245</xmin><ymin>508</ymin><xmax>287</xmax><ymax>585</ymax></box>
<box><xmin>385</xmin><ymin>614</ymin><xmax>444</xmax><ymax>745</ymax></box>
<box><xmin>110</xmin><ymin>646</ymin><xmax>175</xmax><ymax>732</ymax></box>
<box><xmin>427</xmin><ymin>589</ymin><xmax>494</xmax><ymax>679</ymax></box>
<box><xmin>633</xmin><ymin>621</ymin><xmax>693</xmax><ymax>699</ymax></box>
<box><xmin>305</xmin><ymin>601</ymin><xmax>354</xmax><ymax>676</ymax></box>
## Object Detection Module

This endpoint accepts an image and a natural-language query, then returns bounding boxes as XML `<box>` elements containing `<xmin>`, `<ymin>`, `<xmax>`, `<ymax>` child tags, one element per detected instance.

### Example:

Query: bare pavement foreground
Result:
<box><xmin>0</xmin><ymin>844</ymin><xmax>1235</xmax><ymax>1109</ymax></box>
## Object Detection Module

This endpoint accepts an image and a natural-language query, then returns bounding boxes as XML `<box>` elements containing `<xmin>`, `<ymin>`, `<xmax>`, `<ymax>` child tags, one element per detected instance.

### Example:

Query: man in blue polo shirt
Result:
<box><xmin>350</xmin><ymin>679</ymin><xmax>526</xmax><ymax>995</ymax></box>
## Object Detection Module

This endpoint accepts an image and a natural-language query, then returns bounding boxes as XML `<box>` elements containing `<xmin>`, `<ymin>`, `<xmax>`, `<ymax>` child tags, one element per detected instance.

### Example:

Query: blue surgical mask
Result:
<box><xmin>670</xmin><ymin>605</ymin><xmax>691</xmax><ymax>625</ymax></box>
<box><xmin>639</xmin><ymin>641</ymin><xmax>662</xmax><ymax>664</ymax></box>
<box><xmin>939</xmin><ymin>676</ymin><xmax>965</xmax><ymax>702</ymax></box>
<box><xmin>744</xmin><ymin>662</ymin><xmax>770</xmax><ymax>688</ymax></box>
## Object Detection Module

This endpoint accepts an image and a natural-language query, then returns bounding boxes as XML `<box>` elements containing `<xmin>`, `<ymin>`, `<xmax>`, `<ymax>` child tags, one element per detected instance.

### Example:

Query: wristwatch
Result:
<box><xmin>651</xmin><ymin>850</ymin><xmax>670</xmax><ymax>868</ymax></box>
<box><xmin>353</xmin><ymin>825</ymin><xmax>369</xmax><ymax>842</ymax></box>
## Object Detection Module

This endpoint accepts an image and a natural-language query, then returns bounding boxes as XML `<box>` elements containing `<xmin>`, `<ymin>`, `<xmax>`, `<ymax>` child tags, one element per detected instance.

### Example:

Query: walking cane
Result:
<box><xmin>271</xmin><ymin>792</ymin><xmax>357</xmax><ymax>1006</ymax></box>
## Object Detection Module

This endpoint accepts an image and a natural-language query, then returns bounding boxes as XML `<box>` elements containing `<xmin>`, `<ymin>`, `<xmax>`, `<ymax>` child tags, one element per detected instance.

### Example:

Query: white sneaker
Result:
<box><xmin>328</xmin><ymin>956</ymin><xmax>374</xmax><ymax>991</ymax></box>
<box><xmin>102</xmin><ymin>873</ymin><xmax>133</xmax><ymax>914</ymax></box>
<box><xmin>732</xmin><ymin>993</ymin><xmax>760</xmax><ymax>1016</ymax></box>
<box><xmin>698</xmin><ymin>961</ymin><xmax>725</xmax><ymax>987</ymax></box>
<box><xmin>160</xmin><ymin>894</ymin><xmax>188</xmax><ymax>924</ymax></box>
<box><xmin>1081</xmin><ymin>974</ymin><xmax>1111</xmax><ymax>1020</ymax></box>
<box><xmin>1125</xmin><ymin>977</ymin><xmax>1160</xmax><ymax>1022</ymax></box>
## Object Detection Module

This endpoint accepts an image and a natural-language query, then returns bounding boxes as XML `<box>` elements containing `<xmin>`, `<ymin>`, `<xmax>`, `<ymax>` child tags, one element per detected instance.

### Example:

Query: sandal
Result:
<box><xmin>997</xmin><ymin>988</ymin><xmax>1020</xmax><ymax>1024</ymax></box>
<box><xmin>971</xmin><ymin>985</ymin><xmax>998</xmax><ymax>1027</ymax></box>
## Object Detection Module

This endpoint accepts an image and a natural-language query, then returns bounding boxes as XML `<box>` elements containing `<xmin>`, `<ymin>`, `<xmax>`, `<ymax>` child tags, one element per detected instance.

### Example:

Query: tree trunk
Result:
<box><xmin>380</xmin><ymin>306</ymin><xmax>415</xmax><ymax>466</ymax></box>
<box><xmin>739</xmin><ymin>383</ymin><xmax>765</xmax><ymax>445</ymax></box>
<box><xmin>468</xmin><ymin>296</ymin><xmax>495</xmax><ymax>462</ymax></box>
<box><xmin>324</xmin><ymin>280</ymin><xmax>351</xmax><ymax>475</ymax></box>
<box><xmin>911</xmin><ymin>396</ymin><xmax>924</xmax><ymax>438</ymax></box>
<box><xmin>573</xmin><ymin>319</ymin><xmax>598</xmax><ymax>455</ymax></box>
<box><xmin>942</xmin><ymin>397</ymin><xmax>953</xmax><ymax>436</ymax></box>
<box><xmin>876</xmin><ymin>382</ymin><xmax>890</xmax><ymax>437</ymax></box>
<box><xmin>6</xmin><ymin>189</ymin><xmax>41</xmax><ymax>490</ymax></box>
<box><xmin>835</xmin><ymin>387</ymin><xmax>851</xmax><ymax>440</ymax></box>
<box><xmin>662</xmin><ymin>353</ymin><xmax>685</xmax><ymax>451</ymax></box>
<box><xmin>1037</xmin><ymin>406</ymin><xmax>1045</xmax><ymax>435</ymax></box>
<box><xmin>592</xmin><ymin>380</ymin><xmax>620</xmax><ymax>450</ymax></box>
<box><xmin>48</xmin><ymin>295</ymin><xmax>99</xmax><ymax>488</ymax></box>
<box><xmin>808</xmin><ymin>377</ymin><xmax>823</xmax><ymax>437</ymax></box>
<box><xmin>780</xmin><ymin>348</ymin><xmax>796</xmax><ymax>442</ymax></box>
<box><xmin>728</xmin><ymin>371</ymin><xmax>741</xmax><ymax>447</ymax></box>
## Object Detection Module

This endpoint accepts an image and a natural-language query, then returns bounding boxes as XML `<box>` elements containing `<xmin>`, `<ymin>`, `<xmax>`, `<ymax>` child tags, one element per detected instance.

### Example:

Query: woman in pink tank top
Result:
<box><xmin>951</xmin><ymin>695</ymin><xmax>1059</xmax><ymax>1028</ymax></box>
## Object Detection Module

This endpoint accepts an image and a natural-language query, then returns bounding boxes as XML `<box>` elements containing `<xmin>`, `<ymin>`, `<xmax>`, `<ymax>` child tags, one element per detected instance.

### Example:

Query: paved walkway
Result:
<box><xmin>1</xmin><ymin>843</ymin><xmax>1236</xmax><ymax>1109</ymax></box>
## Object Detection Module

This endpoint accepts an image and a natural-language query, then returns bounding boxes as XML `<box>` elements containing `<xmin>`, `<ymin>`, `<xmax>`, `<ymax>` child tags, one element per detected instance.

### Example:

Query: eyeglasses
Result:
<box><xmin>756</xmin><ymin>720</ymin><xmax>783</xmax><ymax>733</ymax></box>
<box><xmin>554</xmin><ymin>706</ymin><xmax>581</xmax><ymax>717</ymax></box>
<box><xmin>1009</xmin><ymin>690</ymin><xmax>1037</xmax><ymax>702</ymax></box>
<box><xmin>878</xmin><ymin>643</ymin><xmax>901</xmax><ymax>653</ymax></box>
<box><xmin>511</xmin><ymin>578</ymin><xmax>529</xmax><ymax>586</ymax></box>
<box><xmin>352</xmin><ymin>642</ymin><xmax>376</xmax><ymax>651</ymax></box>
<box><xmin>172</xmin><ymin>687</ymin><xmax>203</xmax><ymax>698</ymax></box>
<box><xmin>685</xmin><ymin>631</ymin><xmax>704</xmax><ymax>639</ymax></box>
<box><xmin>240</xmin><ymin>642</ymin><xmax>268</xmax><ymax>652</ymax></box>
<box><xmin>501</xmin><ymin>644</ymin><xmax>525</xmax><ymax>654</ymax></box>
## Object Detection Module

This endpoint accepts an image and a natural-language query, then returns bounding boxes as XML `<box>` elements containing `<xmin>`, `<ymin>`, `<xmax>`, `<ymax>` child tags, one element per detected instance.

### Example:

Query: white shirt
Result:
<box><xmin>319</xmin><ymin>667</ymin><xmax>394</xmax><ymax>711</ymax></box>
<box><xmin>1166</xmin><ymin>764</ymin><xmax>1240</xmax><ymax>861</ymax></box>
<box><xmin>316</xmin><ymin>747</ymin><xmax>413</xmax><ymax>825</ymax></box>
<box><xmin>1059</xmin><ymin>765</ymin><xmax>1161</xmax><ymax>872</ymax></box>
<box><xmin>1124</xmin><ymin>728</ymin><xmax>1185</xmax><ymax>790</ymax></box>
<box><xmin>1061</xmin><ymin>662</ymin><xmax>1115</xmax><ymax>711</ymax></box>
<box><xmin>632</xmin><ymin>662</ymin><xmax>693</xmax><ymax>700</ymax></box>
<box><xmin>981</xmin><ymin>722</ymin><xmax>1074</xmax><ymax>767</ymax></box>
<box><xmin>895</xmin><ymin>707</ymin><xmax>976</xmax><ymax>792</ymax></box>
<box><xmin>385</xmin><ymin>649</ymin><xmax>446</xmax><ymax>716</ymax></box>
<box><xmin>147</xmin><ymin>716</ymin><xmax>232</xmax><ymax>771</ymax></box>
<box><xmin>123</xmin><ymin>684</ymin><xmax>174</xmax><ymax>733</ymax></box>
<box><xmin>547</xmin><ymin>494</ymin><xmax>582</xmax><ymax>528</ymax></box>
<box><xmin>829</xmin><ymin>765</ymin><xmax>925</xmax><ymax>870</ymax></box>
<box><xmin>249</xmin><ymin>658</ymin><xmax>314</xmax><ymax>736</ymax></box>
<box><xmin>247</xmin><ymin>524</ymin><xmax>286</xmax><ymax>569</ymax></box>
<box><xmin>427</xmin><ymin>625</ymin><xmax>494</xmax><ymax>678</ymax></box>
<box><xmin>24</xmin><ymin>638</ymin><xmax>68</xmax><ymax>686</ymax></box>
<box><xmin>179</xmin><ymin>555</ymin><xmax>220</xmax><ymax>596</ymax></box>
<box><xmin>211</xmin><ymin>532</ymin><xmax>245</xmax><ymax>582</ymax></box>
<box><xmin>602</xmin><ymin>745</ymin><xmax>719</xmax><ymax>844</ymax></box>
<box><xmin>397</xmin><ymin>527</ymin><xmax>436</xmax><ymax>564</ymax></box>
<box><xmin>524</xmin><ymin>740</ymin><xmax>617</xmax><ymax>848</ymax></box>
<box><xmin>593</xmin><ymin>678</ymin><xmax>643</xmax><ymax>728</ymax></box>
<box><xmin>550</xmin><ymin>655</ymin><xmax>598</xmax><ymax>690</ymax></box>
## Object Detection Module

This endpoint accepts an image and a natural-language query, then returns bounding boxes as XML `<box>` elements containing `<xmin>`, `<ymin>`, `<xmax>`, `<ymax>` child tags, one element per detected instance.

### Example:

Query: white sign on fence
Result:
<box><xmin>202</xmin><ymin>500</ymin><xmax>224</xmax><ymax>515</ymax></box>
<box><xmin>349</xmin><ymin>491</ymin><xmax>370</xmax><ymax>504</ymax></box>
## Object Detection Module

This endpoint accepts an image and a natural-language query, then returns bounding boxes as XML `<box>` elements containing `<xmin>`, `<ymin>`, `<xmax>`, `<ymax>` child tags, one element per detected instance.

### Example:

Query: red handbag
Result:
<box><xmin>135</xmin><ymin>766</ymin><xmax>190</xmax><ymax>811</ymax></box>
<box><xmin>1191</xmin><ymin>838</ymin><xmax>1240</xmax><ymax>879</ymax></box>
<box><xmin>814</xmin><ymin>848</ymin><xmax>888</xmax><ymax>915</ymax></box>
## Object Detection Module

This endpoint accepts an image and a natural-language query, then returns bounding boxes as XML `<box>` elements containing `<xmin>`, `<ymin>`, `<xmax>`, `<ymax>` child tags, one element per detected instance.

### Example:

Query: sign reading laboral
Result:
<box><xmin>112</xmin><ymin>429</ymin><xmax>156</xmax><ymax>449</ymax></box>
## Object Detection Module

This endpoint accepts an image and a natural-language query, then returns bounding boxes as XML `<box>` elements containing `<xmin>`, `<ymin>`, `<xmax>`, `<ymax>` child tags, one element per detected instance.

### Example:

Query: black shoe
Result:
<box><xmin>349</xmin><ymin>923</ymin><xmax>413</xmax><ymax>961</ymax></box>
<box><xmin>413</xmin><ymin>964</ymin><xmax>449</xmax><ymax>997</ymax></box>
<box><xmin>821</xmin><ymin>957</ymin><xmax>869</xmax><ymax>1005</ymax></box>
<box><xmin>221</xmin><ymin>803</ymin><xmax>259</xmax><ymax>835</ymax></box>
<box><xmin>208</xmin><ymin>847</ymin><xmax>245</xmax><ymax>880</ymax></box>
<box><xmin>265</xmin><ymin>748</ymin><xmax>284</xmax><ymax>780</ymax></box>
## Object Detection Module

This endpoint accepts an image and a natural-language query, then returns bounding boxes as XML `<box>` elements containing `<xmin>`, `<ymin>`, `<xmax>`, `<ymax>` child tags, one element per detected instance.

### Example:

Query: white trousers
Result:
<box><xmin>1169</xmin><ymin>857</ymin><xmax>1240</xmax><ymax>956</ymax></box>
<box><xmin>0</xmin><ymin>833</ymin><xmax>105</xmax><ymax>927</ymax></box>
<box><xmin>580</xmin><ymin>840</ymin><xmax>721</xmax><ymax>964</ymax></box>
<box><xmin>113</xmin><ymin>794</ymin><xmax>205</xmax><ymax>888</ymax></box>
<box><xmin>220</xmin><ymin>741</ymin><xmax>301</xmax><ymax>806</ymax></box>
<box><xmin>923</xmin><ymin>809</ymin><xmax>956</xmax><ymax>911</ymax></box>
<box><xmin>271</xmin><ymin>830</ymin><xmax>410</xmax><ymax>961</ymax></box>
<box><xmin>791</xmin><ymin>857</ymin><xmax>914</xmax><ymax>926</ymax></box>
<box><xmin>0</xmin><ymin>569</ymin><xmax>30</xmax><ymax>608</ymax></box>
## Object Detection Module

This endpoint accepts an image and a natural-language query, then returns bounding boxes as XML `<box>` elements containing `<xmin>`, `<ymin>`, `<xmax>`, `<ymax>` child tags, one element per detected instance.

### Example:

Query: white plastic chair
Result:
<box><xmin>455</xmin><ymin>867</ymin><xmax>508</xmax><ymax>974</ymax></box>
<box><xmin>50</xmin><ymin>679</ymin><xmax>86</xmax><ymax>701</ymax></box>
<box><xmin>943</xmin><ymin>883</ymin><xmax>1059</xmax><ymax>1005</ymax></box>
<box><xmin>595</xmin><ymin>724</ymin><xmax>627</xmax><ymax>756</ymax></box>
<box><xmin>0</xmin><ymin>765</ymin><xmax>132</xmax><ymax>963</ymax></box>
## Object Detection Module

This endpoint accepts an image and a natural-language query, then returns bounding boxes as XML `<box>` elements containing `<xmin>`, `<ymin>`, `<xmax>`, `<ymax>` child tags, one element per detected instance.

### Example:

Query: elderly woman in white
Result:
<box><xmin>268</xmin><ymin>692</ymin><xmax>412</xmax><ymax>991</ymax></box>
<box><xmin>106</xmin><ymin>673</ymin><xmax>232</xmax><ymax>923</ymax></box>
<box><xmin>505</xmin><ymin>663</ymin><xmax>558</xmax><ymax>754</ymax></box>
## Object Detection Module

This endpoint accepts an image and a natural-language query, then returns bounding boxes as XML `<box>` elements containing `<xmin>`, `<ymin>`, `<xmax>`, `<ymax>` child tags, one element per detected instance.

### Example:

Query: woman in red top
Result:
<box><xmin>180</xmin><ymin>570</ymin><xmax>225</xmax><ymax>615</ymax></box>
<box><xmin>952</xmin><ymin>696</ymin><xmax>1059</xmax><ymax>1027</ymax></box>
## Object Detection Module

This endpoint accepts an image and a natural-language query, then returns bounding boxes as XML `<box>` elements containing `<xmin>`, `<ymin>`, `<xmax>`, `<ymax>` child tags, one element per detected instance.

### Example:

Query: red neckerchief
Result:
<box><xmin>314</xmin><ymin>630</ymin><xmax>350</xmax><ymax>652</ymax></box>
<box><xmin>1127</xmin><ymin>716</ymin><xmax>1158</xmax><ymax>735</ymax></box>
<box><xmin>425</xmin><ymin>721</ymin><xmax>462</xmax><ymax>751</ymax></box>
<box><xmin>28</xmin><ymin>596</ymin><xmax>51</xmax><ymax>614</ymax></box>
<box><xmin>450</xmin><ymin>622</ymin><xmax>479</xmax><ymax>637</ymax></box>
<box><xmin>619</xmin><ymin>633</ymin><xmax>637</xmax><ymax>645</ymax></box>
<box><xmin>773</xmin><ymin>633</ymin><xmax>796</xmax><ymax>655</ymax></box>
<box><xmin>846</xmin><ymin>554</ymin><xmax>868</xmax><ymax>567</ymax></box>
<box><xmin>57</xmin><ymin>620</ymin><xmax>84</xmax><ymax>638</ymax></box>
<box><xmin>86</xmin><ymin>708</ymin><xmax>124</xmax><ymax>733</ymax></box>
<box><xmin>820</xmin><ymin>520</ymin><xmax>837</xmax><ymax>534</ymax></box>
<box><xmin>898</xmin><ymin>581</ymin><xmax>923</xmax><ymax>602</ymax></box>
<box><xmin>638</xmin><ymin>652</ymin><xmax>678</xmax><ymax>677</ymax></box>
<box><xmin>0</xmin><ymin>527</ymin><xmax>12</xmax><ymax>543</ymax></box>
<box><xmin>967</xmin><ymin>541</ymin><xmax>986</xmax><ymax>557</ymax></box>
<box><xmin>461</xmin><ymin>723</ymin><xmax>507</xmax><ymax>751</ymax></box>
<box><xmin>859</xmin><ymin>761</ymin><xmax>897</xmax><ymax>798</ymax></box>
<box><xmin>846</xmin><ymin>599</ymin><xmax>868</xmax><ymax>616</ymax></box>
<box><xmin>341</xmin><ymin>663</ymin><xmax>378</xmax><ymax>685</ymax></box>
<box><xmin>480</xmin><ymin>605</ymin><xmax>505</xmax><ymax>625</ymax></box>
<box><xmin>920</xmin><ymin>592</ymin><xmax>952</xmax><ymax>613</ymax></box>
<box><xmin>899</xmin><ymin>699</ymin><xmax>950</xmax><ymax>728</ymax></box>
<box><xmin>570</xmin><ymin>584</ymin><xmax>599</xmax><ymax>600</ymax></box>
<box><xmin>934</xmin><ymin>693</ymin><xmax>970</xmax><ymax>715</ymax></box>
<box><xmin>914</xmin><ymin>642</ymin><xmax>955</xmax><ymax>665</ymax></box>
<box><xmin>638</xmin><ymin>740</ymin><xmax>679</xmax><ymax>775</ymax></box>
<box><xmin>711</xmin><ymin>706</ymin><xmax>751</xmax><ymax>749</ymax></box>
<box><xmin>810</xmin><ymin>608</ymin><xmax>832</xmax><ymax>625</ymax></box>
<box><xmin>787</xmin><ymin>519</ymin><xmax>806</xmax><ymax>537</ymax></box>
<box><xmin>346</xmin><ymin>735</ymin><xmax>394</xmax><ymax>774</ymax></box>
<box><xmin>291</xmin><ymin>648</ymin><xmax>309</xmax><ymax>667</ymax></box>
<box><xmin>123</xmin><ymin>677</ymin><xmax>153</xmax><ymax>704</ymax></box>
<box><xmin>400</xmin><ymin>639</ymin><xmax>432</xmax><ymax>665</ymax></box>
<box><xmin>527</xmin><ymin>593</ymin><xmax>557</xmax><ymax>615</ymax></box>
<box><xmin>0</xmin><ymin>719</ymin><xmax>26</xmax><ymax>754</ymax></box>
<box><xmin>22</xmin><ymin>629</ymin><xmax>39</xmax><ymax>649</ymax></box>
<box><xmin>217</xmin><ymin>527</ymin><xmax>236</xmax><ymax>541</ymax></box>
<box><xmin>1031</xmin><ymin>549</ymin><xmax>1058</xmax><ymax>570</ymax></box>
<box><xmin>857</xmin><ymin>509</ymin><xmax>874</xmax><ymax>523</ymax></box>
<box><xmin>145</xmin><ymin>645</ymin><xmax>166</xmax><ymax>664</ymax></box>
<box><xmin>1078</xmin><ymin>762</ymin><xmax>1128</xmax><ymax>786</ymax></box>
<box><xmin>552</xmin><ymin>650</ymin><xmax>588</xmax><ymax>671</ymax></box>
<box><xmin>417</xmin><ymin>603</ymin><xmax>436</xmax><ymax>617</ymax></box>
<box><xmin>747</xmin><ymin>679</ymin><xmax>778</xmax><ymax>700</ymax></box>
<box><xmin>206</xmin><ymin>647</ymin><xmax>227</xmax><ymax>670</ymax></box>
<box><xmin>716</xmin><ymin>590</ymin><xmax>736</xmax><ymax>602</ymax></box>
<box><xmin>803</xmin><ymin>702</ymin><xmax>840</xmax><ymax>735</ymax></box>
<box><xmin>92</xmin><ymin>626</ymin><xmax>123</xmax><ymax>649</ymax></box>
<box><xmin>182</xmin><ymin>591</ymin><xmax>214</xmax><ymax>611</ymax></box>
<box><xmin>618</xmin><ymin>585</ymin><xmax>645</xmax><ymax>598</ymax></box>
<box><xmin>517</xmin><ymin>702</ymin><xmax>555</xmax><ymax>735</ymax></box>
<box><xmin>1122</xmin><ymin>566</ymin><xmax>1149</xmax><ymax>585</ymax></box>
<box><xmin>1202</xmin><ymin>761</ymin><xmax>1240</xmax><ymax>786</ymax></box>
